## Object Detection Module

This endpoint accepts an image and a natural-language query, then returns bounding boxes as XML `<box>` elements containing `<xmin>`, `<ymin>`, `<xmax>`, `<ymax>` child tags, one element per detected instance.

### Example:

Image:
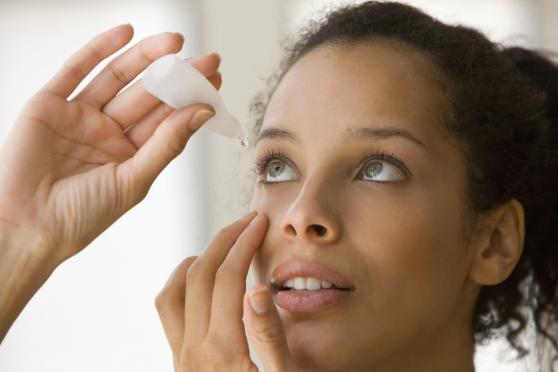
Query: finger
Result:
<box><xmin>154</xmin><ymin>256</ymin><xmax>198</xmax><ymax>357</ymax></box>
<box><xmin>74</xmin><ymin>32</ymin><xmax>185</xmax><ymax>109</ymax></box>
<box><xmin>124</xmin><ymin>102</ymin><xmax>175</xmax><ymax>148</ymax></box>
<box><xmin>124</xmin><ymin>73</ymin><xmax>222</xmax><ymax>148</ymax></box>
<box><xmin>208</xmin><ymin>214</ymin><xmax>268</xmax><ymax>339</ymax></box>
<box><xmin>115</xmin><ymin>104</ymin><xmax>215</xmax><ymax>205</ymax></box>
<box><xmin>40</xmin><ymin>23</ymin><xmax>134</xmax><ymax>99</ymax></box>
<box><xmin>183</xmin><ymin>211</ymin><xmax>258</xmax><ymax>346</ymax></box>
<box><xmin>102</xmin><ymin>54</ymin><xmax>222</xmax><ymax>129</ymax></box>
<box><xmin>207</xmin><ymin>71</ymin><xmax>222</xmax><ymax>91</ymax></box>
<box><xmin>244</xmin><ymin>285</ymin><xmax>297</xmax><ymax>372</ymax></box>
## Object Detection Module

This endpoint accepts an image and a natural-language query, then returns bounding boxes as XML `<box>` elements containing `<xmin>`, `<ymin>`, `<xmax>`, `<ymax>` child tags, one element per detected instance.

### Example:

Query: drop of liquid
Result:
<box><xmin>240</xmin><ymin>135</ymin><xmax>249</xmax><ymax>148</ymax></box>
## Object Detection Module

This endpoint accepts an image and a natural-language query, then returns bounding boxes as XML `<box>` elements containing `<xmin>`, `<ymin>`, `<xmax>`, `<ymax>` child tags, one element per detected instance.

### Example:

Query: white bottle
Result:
<box><xmin>142</xmin><ymin>54</ymin><xmax>248</xmax><ymax>146</ymax></box>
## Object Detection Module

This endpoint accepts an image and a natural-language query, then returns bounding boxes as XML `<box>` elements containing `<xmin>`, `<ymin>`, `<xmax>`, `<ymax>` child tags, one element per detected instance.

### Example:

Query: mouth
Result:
<box><xmin>270</xmin><ymin>279</ymin><xmax>355</xmax><ymax>314</ymax></box>
<box><xmin>269</xmin><ymin>259</ymin><xmax>356</xmax><ymax>294</ymax></box>
<box><xmin>270</xmin><ymin>281</ymin><xmax>353</xmax><ymax>293</ymax></box>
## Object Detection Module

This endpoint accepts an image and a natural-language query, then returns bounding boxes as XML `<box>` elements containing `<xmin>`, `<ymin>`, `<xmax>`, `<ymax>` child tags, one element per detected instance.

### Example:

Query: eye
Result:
<box><xmin>253</xmin><ymin>149</ymin><xmax>297</xmax><ymax>185</ymax></box>
<box><xmin>263</xmin><ymin>159</ymin><xmax>297</xmax><ymax>183</ymax></box>
<box><xmin>359</xmin><ymin>151</ymin><xmax>408</xmax><ymax>182</ymax></box>
<box><xmin>359</xmin><ymin>158</ymin><xmax>406</xmax><ymax>182</ymax></box>
<box><xmin>252</xmin><ymin>148</ymin><xmax>410</xmax><ymax>186</ymax></box>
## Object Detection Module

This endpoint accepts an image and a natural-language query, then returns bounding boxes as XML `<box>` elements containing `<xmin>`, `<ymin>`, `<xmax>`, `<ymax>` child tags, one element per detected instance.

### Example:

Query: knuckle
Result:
<box><xmin>162</xmin><ymin>103</ymin><xmax>175</xmax><ymax>116</ymax></box>
<box><xmin>87</xmin><ymin>42</ymin><xmax>105</xmax><ymax>62</ymax></box>
<box><xmin>252</xmin><ymin>322</ymin><xmax>284</xmax><ymax>345</ymax></box>
<box><xmin>107</xmin><ymin>62</ymin><xmax>131</xmax><ymax>85</ymax></box>
<box><xmin>154</xmin><ymin>291</ymin><xmax>169</xmax><ymax>310</ymax></box>
<box><xmin>183</xmin><ymin>255</ymin><xmax>198</xmax><ymax>267</ymax></box>
<box><xmin>186</xmin><ymin>260</ymin><xmax>208</xmax><ymax>282</ymax></box>
<box><xmin>62</xmin><ymin>61</ymin><xmax>87</xmax><ymax>82</ymax></box>
<box><xmin>164</xmin><ymin>137</ymin><xmax>187</xmax><ymax>160</ymax></box>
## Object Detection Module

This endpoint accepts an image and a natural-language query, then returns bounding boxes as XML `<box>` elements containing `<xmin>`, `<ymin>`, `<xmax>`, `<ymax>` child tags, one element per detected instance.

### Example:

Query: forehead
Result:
<box><xmin>260</xmin><ymin>41</ymin><xmax>448</xmax><ymax>148</ymax></box>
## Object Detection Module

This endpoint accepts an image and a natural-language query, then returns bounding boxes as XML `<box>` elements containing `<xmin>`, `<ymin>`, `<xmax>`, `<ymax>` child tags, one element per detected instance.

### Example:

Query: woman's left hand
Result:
<box><xmin>154</xmin><ymin>211</ymin><xmax>299</xmax><ymax>372</ymax></box>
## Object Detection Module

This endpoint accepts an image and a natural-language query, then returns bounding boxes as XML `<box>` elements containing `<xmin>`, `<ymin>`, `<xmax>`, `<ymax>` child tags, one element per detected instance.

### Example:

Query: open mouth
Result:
<box><xmin>271</xmin><ymin>282</ymin><xmax>353</xmax><ymax>293</ymax></box>
<box><xmin>271</xmin><ymin>283</ymin><xmax>355</xmax><ymax>313</ymax></box>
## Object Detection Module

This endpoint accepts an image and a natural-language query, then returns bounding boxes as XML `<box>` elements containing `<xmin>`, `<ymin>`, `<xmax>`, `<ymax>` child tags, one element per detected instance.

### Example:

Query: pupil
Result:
<box><xmin>366</xmin><ymin>162</ymin><xmax>382</xmax><ymax>177</ymax></box>
<box><xmin>269</xmin><ymin>161</ymin><xmax>284</xmax><ymax>176</ymax></box>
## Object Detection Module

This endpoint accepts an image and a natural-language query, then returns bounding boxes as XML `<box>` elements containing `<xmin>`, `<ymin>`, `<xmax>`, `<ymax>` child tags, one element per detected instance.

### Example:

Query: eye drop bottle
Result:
<box><xmin>142</xmin><ymin>54</ymin><xmax>248</xmax><ymax>146</ymax></box>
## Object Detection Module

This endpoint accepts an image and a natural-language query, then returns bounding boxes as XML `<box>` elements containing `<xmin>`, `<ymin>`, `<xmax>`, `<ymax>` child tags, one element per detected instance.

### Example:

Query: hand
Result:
<box><xmin>0</xmin><ymin>23</ymin><xmax>221</xmax><ymax>270</ymax></box>
<box><xmin>155</xmin><ymin>212</ymin><xmax>299</xmax><ymax>372</ymax></box>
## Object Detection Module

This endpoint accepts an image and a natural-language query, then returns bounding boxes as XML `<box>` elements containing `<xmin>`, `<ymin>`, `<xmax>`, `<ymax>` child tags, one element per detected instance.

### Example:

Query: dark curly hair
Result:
<box><xmin>246</xmin><ymin>1</ymin><xmax>558</xmax><ymax>370</ymax></box>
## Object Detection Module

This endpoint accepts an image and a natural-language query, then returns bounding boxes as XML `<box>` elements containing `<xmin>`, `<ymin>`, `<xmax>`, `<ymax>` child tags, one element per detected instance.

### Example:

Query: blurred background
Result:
<box><xmin>0</xmin><ymin>0</ymin><xmax>556</xmax><ymax>371</ymax></box>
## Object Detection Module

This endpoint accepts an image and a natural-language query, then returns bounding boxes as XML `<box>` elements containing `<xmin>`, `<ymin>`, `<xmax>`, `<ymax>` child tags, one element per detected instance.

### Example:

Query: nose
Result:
<box><xmin>280</xmin><ymin>179</ymin><xmax>341</xmax><ymax>245</ymax></box>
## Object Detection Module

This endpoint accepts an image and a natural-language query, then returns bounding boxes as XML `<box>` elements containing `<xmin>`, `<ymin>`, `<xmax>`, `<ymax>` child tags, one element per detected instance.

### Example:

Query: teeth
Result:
<box><xmin>284</xmin><ymin>277</ymin><xmax>335</xmax><ymax>291</ymax></box>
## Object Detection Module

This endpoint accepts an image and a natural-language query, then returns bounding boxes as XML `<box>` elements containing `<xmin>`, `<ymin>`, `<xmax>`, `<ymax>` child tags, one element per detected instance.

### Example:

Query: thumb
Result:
<box><xmin>117</xmin><ymin>104</ymin><xmax>214</xmax><ymax>201</ymax></box>
<box><xmin>244</xmin><ymin>284</ymin><xmax>298</xmax><ymax>372</ymax></box>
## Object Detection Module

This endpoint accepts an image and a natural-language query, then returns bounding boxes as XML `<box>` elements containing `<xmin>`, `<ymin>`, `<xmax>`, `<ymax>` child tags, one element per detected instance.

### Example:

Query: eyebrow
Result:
<box><xmin>255</xmin><ymin>126</ymin><xmax>428</xmax><ymax>151</ymax></box>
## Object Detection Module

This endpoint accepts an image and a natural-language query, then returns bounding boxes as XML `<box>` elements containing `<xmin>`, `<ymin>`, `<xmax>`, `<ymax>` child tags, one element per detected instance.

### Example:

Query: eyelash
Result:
<box><xmin>252</xmin><ymin>148</ymin><xmax>411</xmax><ymax>186</ymax></box>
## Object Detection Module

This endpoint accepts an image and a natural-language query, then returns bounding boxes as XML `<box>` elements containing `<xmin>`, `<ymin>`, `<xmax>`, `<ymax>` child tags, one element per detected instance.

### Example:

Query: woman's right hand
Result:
<box><xmin>0</xmin><ymin>23</ymin><xmax>221</xmax><ymax>270</ymax></box>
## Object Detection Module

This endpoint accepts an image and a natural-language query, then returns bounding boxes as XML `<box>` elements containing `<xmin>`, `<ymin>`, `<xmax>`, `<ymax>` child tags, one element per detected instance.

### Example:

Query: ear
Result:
<box><xmin>468</xmin><ymin>198</ymin><xmax>525</xmax><ymax>286</ymax></box>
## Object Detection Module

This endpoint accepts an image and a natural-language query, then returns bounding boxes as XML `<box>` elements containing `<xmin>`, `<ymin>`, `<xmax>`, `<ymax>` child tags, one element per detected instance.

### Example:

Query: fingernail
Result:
<box><xmin>189</xmin><ymin>109</ymin><xmax>215</xmax><ymax>131</ymax></box>
<box><xmin>249</xmin><ymin>286</ymin><xmax>271</xmax><ymax>314</ymax></box>
<box><xmin>214</xmin><ymin>52</ymin><xmax>222</xmax><ymax>63</ymax></box>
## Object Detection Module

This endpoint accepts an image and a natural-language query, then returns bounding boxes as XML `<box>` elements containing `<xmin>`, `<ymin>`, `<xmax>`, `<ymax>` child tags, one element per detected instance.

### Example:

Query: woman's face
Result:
<box><xmin>249</xmin><ymin>42</ymin><xmax>480</xmax><ymax>371</ymax></box>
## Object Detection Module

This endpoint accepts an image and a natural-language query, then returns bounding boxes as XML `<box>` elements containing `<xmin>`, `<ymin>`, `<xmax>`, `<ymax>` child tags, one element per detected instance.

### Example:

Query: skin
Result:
<box><xmin>247</xmin><ymin>42</ymin><xmax>526</xmax><ymax>371</ymax></box>
<box><xmin>0</xmin><ymin>25</ymin><xmax>525</xmax><ymax>372</ymax></box>
<box><xmin>0</xmin><ymin>24</ymin><xmax>221</xmax><ymax>343</ymax></box>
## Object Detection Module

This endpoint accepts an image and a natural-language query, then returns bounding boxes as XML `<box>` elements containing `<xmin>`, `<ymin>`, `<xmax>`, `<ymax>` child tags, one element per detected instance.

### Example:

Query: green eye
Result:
<box><xmin>254</xmin><ymin>148</ymin><xmax>410</xmax><ymax>186</ymax></box>
<box><xmin>268</xmin><ymin>160</ymin><xmax>285</xmax><ymax>177</ymax></box>
<box><xmin>361</xmin><ymin>160</ymin><xmax>405</xmax><ymax>182</ymax></box>
<box><xmin>264</xmin><ymin>159</ymin><xmax>296</xmax><ymax>183</ymax></box>
<box><xmin>365</xmin><ymin>162</ymin><xmax>383</xmax><ymax>178</ymax></box>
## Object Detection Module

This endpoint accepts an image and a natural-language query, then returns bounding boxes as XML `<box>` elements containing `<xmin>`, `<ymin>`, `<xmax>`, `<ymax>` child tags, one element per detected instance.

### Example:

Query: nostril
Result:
<box><xmin>311</xmin><ymin>224</ymin><xmax>327</xmax><ymax>236</ymax></box>
<box><xmin>284</xmin><ymin>225</ymin><xmax>296</xmax><ymax>236</ymax></box>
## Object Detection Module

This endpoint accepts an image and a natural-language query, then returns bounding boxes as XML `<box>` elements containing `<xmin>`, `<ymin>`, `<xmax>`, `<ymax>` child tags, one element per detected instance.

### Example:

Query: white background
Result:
<box><xmin>0</xmin><ymin>1</ymin><xmax>556</xmax><ymax>371</ymax></box>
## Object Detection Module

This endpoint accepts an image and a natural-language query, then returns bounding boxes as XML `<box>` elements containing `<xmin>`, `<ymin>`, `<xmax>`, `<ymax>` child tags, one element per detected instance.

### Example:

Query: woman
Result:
<box><xmin>1</xmin><ymin>2</ymin><xmax>557</xmax><ymax>371</ymax></box>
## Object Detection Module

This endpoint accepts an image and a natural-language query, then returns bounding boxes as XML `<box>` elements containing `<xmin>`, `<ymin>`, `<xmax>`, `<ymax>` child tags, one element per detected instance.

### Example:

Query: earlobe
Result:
<box><xmin>468</xmin><ymin>199</ymin><xmax>525</xmax><ymax>286</ymax></box>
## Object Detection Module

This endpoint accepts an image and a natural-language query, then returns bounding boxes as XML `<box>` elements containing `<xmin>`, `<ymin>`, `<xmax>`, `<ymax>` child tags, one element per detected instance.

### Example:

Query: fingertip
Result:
<box><xmin>208</xmin><ymin>72</ymin><xmax>222</xmax><ymax>91</ymax></box>
<box><xmin>114</xmin><ymin>23</ymin><xmax>134</xmax><ymax>36</ymax></box>
<box><xmin>123</xmin><ymin>23</ymin><xmax>135</xmax><ymax>38</ymax></box>
<box><xmin>174</xmin><ymin>32</ymin><xmax>185</xmax><ymax>44</ymax></box>
<box><xmin>240</xmin><ymin>210</ymin><xmax>258</xmax><ymax>224</ymax></box>
<box><xmin>188</xmin><ymin>109</ymin><xmax>215</xmax><ymax>132</ymax></box>
<box><xmin>108</xmin><ymin>23</ymin><xmax>134</xmax><ymax>45</ymax></box>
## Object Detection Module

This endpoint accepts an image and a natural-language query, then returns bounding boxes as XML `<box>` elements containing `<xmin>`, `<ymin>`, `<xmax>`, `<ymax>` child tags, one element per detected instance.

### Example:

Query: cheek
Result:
<box><xmin>351</xmin><ymin>184</ymin><xmax>468</xmax><ymax>330</ymax></box>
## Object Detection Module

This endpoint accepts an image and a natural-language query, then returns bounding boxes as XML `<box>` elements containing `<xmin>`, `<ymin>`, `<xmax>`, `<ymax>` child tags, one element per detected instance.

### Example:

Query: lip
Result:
<box><xmin>270</xmin><ymin>259</ymin><xmax>356</xmax><ymax>292</ymax></box>
<box><xmin>274</xmin><ymin>289</ymin><xmax>354</xmax><ymax>314</ymax></box>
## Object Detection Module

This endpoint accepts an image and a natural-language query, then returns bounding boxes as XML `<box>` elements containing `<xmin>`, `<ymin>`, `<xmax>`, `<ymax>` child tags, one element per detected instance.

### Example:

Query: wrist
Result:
<box><xmin>0</xmin><ymin>221</ymin><xmax>57</xmax><ymax>343</ymax></box>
